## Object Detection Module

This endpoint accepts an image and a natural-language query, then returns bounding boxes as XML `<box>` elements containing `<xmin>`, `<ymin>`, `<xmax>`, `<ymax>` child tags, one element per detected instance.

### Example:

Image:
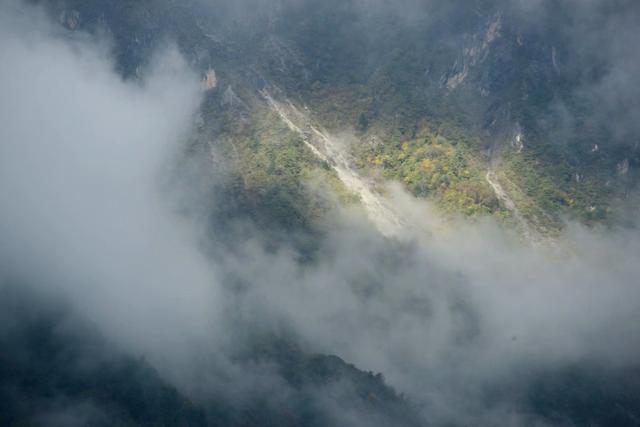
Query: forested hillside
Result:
<box><xmin>3</xmin><ymin>1</ymin><xmax>640</xmax><ymax>426</ymax></box>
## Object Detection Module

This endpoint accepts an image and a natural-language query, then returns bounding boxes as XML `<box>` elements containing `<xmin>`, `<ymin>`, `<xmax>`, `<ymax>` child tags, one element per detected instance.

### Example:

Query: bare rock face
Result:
<box><xmin>222</xmin><ymin>85</ymin><xmax>241</xmax><ymax>107</ymax></box>
<box><xmin>59</xmin><ymin>10</ymin><xmax>80</xmax><ymax>31</ymax></box>
<box><xmin>444</xmin><ymin>13</ymin><xmax>502</xmax><ymax>91</ymax></box>
<box><xmin>201</xmin><ymin>68</ymin><xmax>218</xmax><ymax>91</ymax></box>
<box><xmin>511</xmin><ymin>124</ymin><xmax>524</xmax><ymax>153</ymax></box>
<box><xmin>618</xmin><ymin>159</ymin><xmax>630</xmax><ymax>176</ymax></box>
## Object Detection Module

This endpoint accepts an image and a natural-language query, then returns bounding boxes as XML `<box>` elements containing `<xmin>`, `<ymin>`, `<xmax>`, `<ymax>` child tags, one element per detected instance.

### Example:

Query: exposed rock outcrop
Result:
<box><xmin>201</xmin><ymin>67</ymin><xmax>217</xmax><ymax>91</ymax></box>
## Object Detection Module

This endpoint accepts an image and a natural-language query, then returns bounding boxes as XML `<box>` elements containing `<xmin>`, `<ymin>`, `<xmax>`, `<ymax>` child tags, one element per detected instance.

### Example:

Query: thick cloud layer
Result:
<box><xmin>0</xmin><ymin>1</ymin><xmax>219</xmax><ymax>380</ymax></box>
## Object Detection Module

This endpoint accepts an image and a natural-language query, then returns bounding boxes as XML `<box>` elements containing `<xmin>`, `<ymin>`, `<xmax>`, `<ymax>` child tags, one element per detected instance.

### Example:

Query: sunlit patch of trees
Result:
<box><xmin>359</xmin><ymin>128</ymin><xmax>502</xmax><ymax>217</ymax></box>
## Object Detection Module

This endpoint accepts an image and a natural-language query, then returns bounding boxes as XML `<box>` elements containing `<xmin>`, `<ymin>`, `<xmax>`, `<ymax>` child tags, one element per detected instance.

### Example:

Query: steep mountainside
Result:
<box><xmin>6</xmin><ymin>1</ymin><xmax>640</xmax><ymax>426</ymax></box>
<box><xmin>37</xmin><ymin>0</ymin><xmax>640</xmax><ymax>237</ymax></box>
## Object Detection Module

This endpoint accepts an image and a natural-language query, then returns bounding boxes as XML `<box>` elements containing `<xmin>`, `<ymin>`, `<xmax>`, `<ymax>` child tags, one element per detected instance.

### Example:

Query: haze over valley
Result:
<box><xmin>1</xmin><ymin>1</ymin><xmax>640</xmax><ymax>426</ymax></box>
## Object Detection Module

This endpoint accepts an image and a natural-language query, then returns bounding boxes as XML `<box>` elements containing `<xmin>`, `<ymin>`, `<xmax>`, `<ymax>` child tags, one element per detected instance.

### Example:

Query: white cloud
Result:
<box><xmin>0</xmin><ymin>1</ymin><xmax>219</xmax><ymax>381</ymax></box>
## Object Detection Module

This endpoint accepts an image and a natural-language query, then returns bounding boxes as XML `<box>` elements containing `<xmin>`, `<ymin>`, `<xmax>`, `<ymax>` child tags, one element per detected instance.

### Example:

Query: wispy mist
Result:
<box><xmin>2</xmin><ymin>1</ymin><xmax>640</xmax><ymax>426</ymax></box>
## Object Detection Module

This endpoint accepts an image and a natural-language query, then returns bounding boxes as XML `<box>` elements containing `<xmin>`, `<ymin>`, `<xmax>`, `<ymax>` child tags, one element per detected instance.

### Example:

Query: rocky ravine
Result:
<box><xmin>261</xmin><ymin>87</ymin><xmax>549</xmax><ymax>245</ymax></box>
<box><xmin>260</xmin><ymin>88</ymin><xmax>406</xmax><ymax>238</ymax></box>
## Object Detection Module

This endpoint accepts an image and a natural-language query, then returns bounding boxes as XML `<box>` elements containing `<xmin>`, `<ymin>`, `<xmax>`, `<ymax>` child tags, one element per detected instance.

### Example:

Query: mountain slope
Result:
<box><xmin>8</xmin><ymin>2</ymin><xmax>640</xmax><ymax>426</ymax></box>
